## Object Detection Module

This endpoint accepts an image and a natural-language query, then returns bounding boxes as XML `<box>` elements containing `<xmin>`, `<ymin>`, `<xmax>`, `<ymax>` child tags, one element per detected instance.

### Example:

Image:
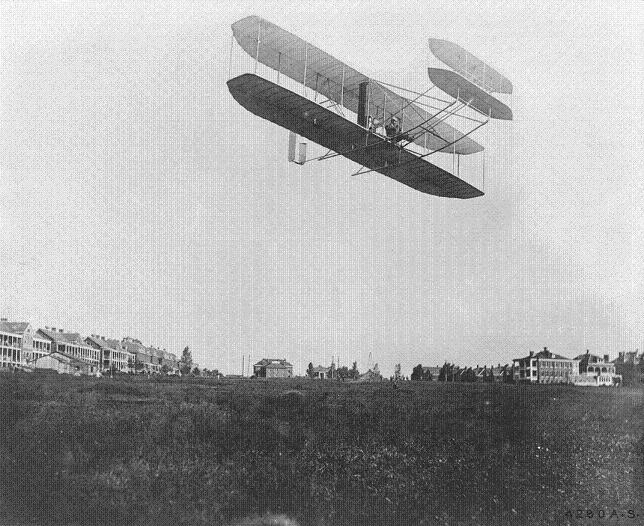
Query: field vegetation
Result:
<box><xmin>0</xmin><ymin>372</ymin><xmax>642</xmax><ymax>525</ymax></box>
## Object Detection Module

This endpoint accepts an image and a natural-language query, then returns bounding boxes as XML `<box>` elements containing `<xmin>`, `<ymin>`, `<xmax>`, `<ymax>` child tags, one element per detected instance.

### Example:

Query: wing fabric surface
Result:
<box><xmin>428</xmin><ymin>38</ymin><xmax>513</xmax><ymax>95</ymax></box>
<box><xmin>232</xmin><ymin>16</ymin><xmax>483</xmax><ymax>155</ymax></box>
<box><xmin>427</xmin><ymin>68</ymin><xmax>513</xmax><ymax>120</ymax></box>
<box><xmin>227</xmin><ymin>74</ymin><xmax>484</xmax><ymax>199</ymax></box>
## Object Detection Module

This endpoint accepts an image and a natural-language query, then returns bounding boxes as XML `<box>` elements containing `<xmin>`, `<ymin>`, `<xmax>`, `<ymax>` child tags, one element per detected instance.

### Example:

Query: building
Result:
<box><xmin>513</xmin><ymin>347</ymin><xmax>579</xmax><ymax>384</ymax></box>
<box><xmin>253</xmin><ymin>358</ymin><xmax>293</xmax><ymax>378</ymax></box>
<box><xmin>32</xmin><ymin>351</ymin><xmax>97</xmax><ymax>375</ymax></box>
<box><xmin>0</xmin><ymin>319</ymin><xmax>34</xmax><ymax>369</ymax></box>
<box><xmin>572</xmin><ymin>350</ymin><xmax>621</xmax><ymax>386</ymax></box>
<box><xmin>86</xmin><ymin>335</ymin><xmax>133</xmax><ymax>373</ymax></box>
<box><xmin>31</xmin><ymin>332</ymin><xmax>52</xmax><ymax>363</ymax></box>
<box><xmin>612</xmin><ymin>351</ymin><xmax>643</xmax><ymax>386</ymax></box>
<box><xmin>121</xmin><ymin>337</ymin><xmax>152</xmax><ymax>373</ymax></box>
<box><xmin>36</xmin><ymin>328</ymin><xmax>101</xmax><ymax>370</ymax></box>
<box><xmin>121</xmin><ymin>337</ymin><xmax>178</xmax><ymax>374</ymax></box>
<box><xmin>411</xmin><ymin>365</ymin><xmax>441</xmax><ymax>381</ymax></box>
<box><xmin>310</xmin><ymin>362</ymin><xmax>337</xmax><ymax>379</ymax></box>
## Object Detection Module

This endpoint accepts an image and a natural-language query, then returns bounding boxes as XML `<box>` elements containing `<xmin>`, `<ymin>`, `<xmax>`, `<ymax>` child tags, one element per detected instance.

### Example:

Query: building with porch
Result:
<box><xmin>513</xmin><ymin>347</ymin><xmax>579</xmax><ymax>384</ymax></box>
<box><xmin>86</xmin><ymin>334</ymin><xmax>133</xmax><ymax>373</ymax></box>
<box><xmin>0</xmin><ymin>319</ymin><xmax>33</xmax><ymax>369</ymax></box>
<box><xmin>573</xmin><ymin>350</ymin><xmax>621</xmax><ymax>386</ymax></box>
<box><xmin>36</xmin><ymin>327</ymin><xmax>101</xmax><ymax>370</ymax></box>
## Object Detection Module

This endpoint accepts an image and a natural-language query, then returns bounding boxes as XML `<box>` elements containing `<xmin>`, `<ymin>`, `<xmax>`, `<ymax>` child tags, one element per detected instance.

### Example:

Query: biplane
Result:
<box><xmin>227</xmin><ymin>16</ymin><xmax>513</xmax><ymax>199</ymax></box>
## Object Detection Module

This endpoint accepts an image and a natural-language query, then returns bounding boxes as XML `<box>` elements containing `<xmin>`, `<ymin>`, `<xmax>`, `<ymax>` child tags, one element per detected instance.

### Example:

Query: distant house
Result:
<box><xmin>86</xmin><ymin>335</ymin><xmax>133</xmax><ymax>373</ymax></box>
<box><xmin>513</xmin><ymin>347</ymin><xmax>579</xmax><ymax>384</ymax></box>
<box><xmin>0</xmin><ymin>319</ymin><xmax>34</xmax><ymax>369</ymax></box>
<box><xmin>612</xmin><ymin>351</ymin><xmax>642</xmax><ymax>386</ymax></box>
<box><xmin>411</xmin><ymin>365</ymin><xmax>441</xmax><ymax>381</ymax></box>
<box><xmin>33</xmin><ymin>351</ymin><xmax>98</xmax><ymax>376</ymax></box>
<box><xmin>122</xmin><ymin>337</ymin><xmax>153</xmax><ymax>373</ymax></box>
<box><xmin>497</xmin><ymin>364</ymin><xmax>515</xmax><ymax>383</ymax></box>
<box><xmin>254</xmin><ymin>358</ymin><xmax>293</xmax><ymax>378</ymax></box>
<box><xmin>572</xmin><ymin>350</ymin><xmax>621</xmax><ymax>386</ymax></box>
<box><xmin>36</xmin><ymin>328</ymin><xmax>101</xmax><ymax>371</ymax></box>
<box><xmin>311</xmin><ymin>362</ymin><xmax>336</xmax><ymax>379</ymax></box>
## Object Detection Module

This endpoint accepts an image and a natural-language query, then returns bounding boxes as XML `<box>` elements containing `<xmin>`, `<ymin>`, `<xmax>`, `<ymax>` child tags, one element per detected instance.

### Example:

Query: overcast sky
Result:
<box><xmin>1</xmin><ymin>1</ymin><xmax>642</xmax><ymax>376</ymax></box>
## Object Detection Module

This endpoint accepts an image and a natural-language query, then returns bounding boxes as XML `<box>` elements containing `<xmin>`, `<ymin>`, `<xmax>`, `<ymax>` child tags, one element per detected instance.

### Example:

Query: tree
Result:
<box><xmin>394</xmin><ymin>363</ymin><xmax>401</xmax><ymax>380</ymax></box>
<box><xmin>192</xmin><ymin>366</ymin><xmax>200</xmax><ymax>376</ymax></box>
<box><xmin>161</xmin><ymin>364</ymin><xmax>170</xmax><ymax>375</ymax></box>
<box><xmin>307</xmin><ymin>362</ymin><xmax>315</xmax><ymax>378</ymax></box>
<box><xmin>180</xmin><ymin>346</ymin><xmax>193</xmax><ymax>376</ymax></box>
<box><xmin>336</xmin><ymin>366</ymin><xmax>350</xmax><ymax>380</ymax></box>
<box><xmin>438</xmin><ymin>363</ymin><xmax>447</xmax><ymax>382</ymax></box>
<box><xmin>411</xmin><ymin>364</ymin><xmax>424</xmax><ymax>381</ymax></box>
<box><xmin>349</xmin><ymin>361</ymin><xmax>359</xmax><ymax>379</ymax></box>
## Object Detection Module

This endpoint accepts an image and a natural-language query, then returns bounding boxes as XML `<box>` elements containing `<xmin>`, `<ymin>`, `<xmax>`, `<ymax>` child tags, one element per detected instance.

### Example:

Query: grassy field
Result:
<box><xmin>0</xmin><ymin>372</ymin><xmax>642</xmax><ymax>526</ymax></box>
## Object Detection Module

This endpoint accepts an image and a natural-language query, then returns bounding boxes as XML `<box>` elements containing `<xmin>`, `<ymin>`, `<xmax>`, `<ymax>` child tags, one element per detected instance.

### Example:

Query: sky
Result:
<box><xmin>1</xmin><ymin>1</ymin><xmax>642</xmax><ymax>376</ymax></box>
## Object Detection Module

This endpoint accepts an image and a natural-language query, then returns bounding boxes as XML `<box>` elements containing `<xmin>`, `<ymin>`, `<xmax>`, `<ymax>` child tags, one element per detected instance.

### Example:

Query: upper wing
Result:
<box><xmin>227</xmin><ymin>73</ymin><xmax>484</xmax><ymax>199</ymax></box>
<box><xmin>428</xmin><ymin>38</ymin><xmax>513</xmax><ymax>95</ymax></box>
<box><xmin>428</xmin><ymin>68</ymin><xmax>513</xmax><ymax>120</ymax></box>
<box><xmin>232</xmin><ymin>16</ymin><xmax>483</xmax><ymax>155</ymax></box>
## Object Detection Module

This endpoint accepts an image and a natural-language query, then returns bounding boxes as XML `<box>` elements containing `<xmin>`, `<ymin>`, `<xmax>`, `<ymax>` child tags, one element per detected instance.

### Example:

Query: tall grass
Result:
<box><xmin>0</xmin><ymin>372</ymin><xmax>641</xmax><ymax>525</ymax></box>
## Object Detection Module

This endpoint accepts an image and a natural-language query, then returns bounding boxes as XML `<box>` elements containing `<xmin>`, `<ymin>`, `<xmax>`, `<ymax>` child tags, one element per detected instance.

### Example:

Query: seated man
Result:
<box><xmin>385</xmin><ymin>117</ymin><xmax>399</xmax><ymax>138</ymax></box>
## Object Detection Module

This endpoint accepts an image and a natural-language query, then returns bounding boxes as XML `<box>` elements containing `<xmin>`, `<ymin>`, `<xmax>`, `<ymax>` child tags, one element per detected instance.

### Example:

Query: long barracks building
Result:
<box><xmin>0</xmin><ymin>317</ymin><xmax>178</xmax><ymax>375</ymax></box>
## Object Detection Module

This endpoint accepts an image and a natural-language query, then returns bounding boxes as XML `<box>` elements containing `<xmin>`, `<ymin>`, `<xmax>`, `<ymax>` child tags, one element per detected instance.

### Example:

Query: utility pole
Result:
<box><xmin>241</xmin><ymin>355</ymin><xmax>245</xmax><ymax>377</ymax></box>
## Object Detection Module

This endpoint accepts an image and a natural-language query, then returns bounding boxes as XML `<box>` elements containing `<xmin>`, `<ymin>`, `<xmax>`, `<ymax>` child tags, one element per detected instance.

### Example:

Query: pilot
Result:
<box><xmin>385</xmin><ymin>116</ymin><xmax>400</xmax><ymax>138</ymax></box>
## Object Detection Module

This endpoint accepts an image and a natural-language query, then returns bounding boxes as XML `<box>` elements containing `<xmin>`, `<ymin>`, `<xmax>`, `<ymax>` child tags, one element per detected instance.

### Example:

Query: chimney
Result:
<box><xmin>0</xmin><ymin>317</ymin><xmax>7</xmax><ymax>322</ymax></box>
<box><xmin>619</xmin><ymin>352</ymin><xmax>624</xmax><ymax>359</ymax></box>
<box><xmin>59</xmin><ymin>329</ymin><xmax>63</xmax><ymax>333</ymax></box>
<box><xmin>604</xmin><ymin>354</ymin><xmax>609</xmax><ymax>362</ymax></box>
<box><xmin>529</xmin><ymin>351</ymin><xmax>534</xmax><ymax>357</ymax></box>
<box><xmin>586</xmin><ymin>349</ymin><xmax>590</xmax><ymax>355</ymax></box>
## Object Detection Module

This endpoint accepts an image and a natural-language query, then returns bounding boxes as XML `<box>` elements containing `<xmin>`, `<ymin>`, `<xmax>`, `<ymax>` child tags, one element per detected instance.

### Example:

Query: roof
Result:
<box><xmin>86</xmin><ymin>336</ymin><xmax>128</xmax><ymax>352</ymax></box>
<box><xmin>0</xmin><ymin>321</ymin><xmax>30</xmax><ymax>335</ymax></box>
<box><xmin>255</xmin><ymin>358</ymin><xmax>292</xmax><ymax>367</ymax></box>
<box><xmin>574</xmin><ymin>352</ymin><xmax>604</xmax><ymax>362</ymax></box>
<box><xmin>231</xmin><ymin>16</ymin><xmax>483</xmax><ymax>155</ymax></box>
<box><xmin>34</xmin><ymin>351</ymin><xmax>90</xmax><ymax>368</ymax></box>
<box><xmin>514</xmin><ymin>349</ymin><xmax>575</xmax><ymax>362</ymax></box>
<box><xmin>37</xmin><ymin>328</ymin><xmax>92</xmax><ymax>347</ymax></box>
<box><xmin>535</xmin><ymin>349</ymin><xmax>574</xmax><ymax>361</ymax></box>
<box><xmin>122</xmin><ymin>339</ymin><xmax>147</xmax><ymax>353</ymax></box>
<box><xmin>228</xmin><ymin>74</ymin><xmax>484</xmax><ymax>199</ymax></box>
